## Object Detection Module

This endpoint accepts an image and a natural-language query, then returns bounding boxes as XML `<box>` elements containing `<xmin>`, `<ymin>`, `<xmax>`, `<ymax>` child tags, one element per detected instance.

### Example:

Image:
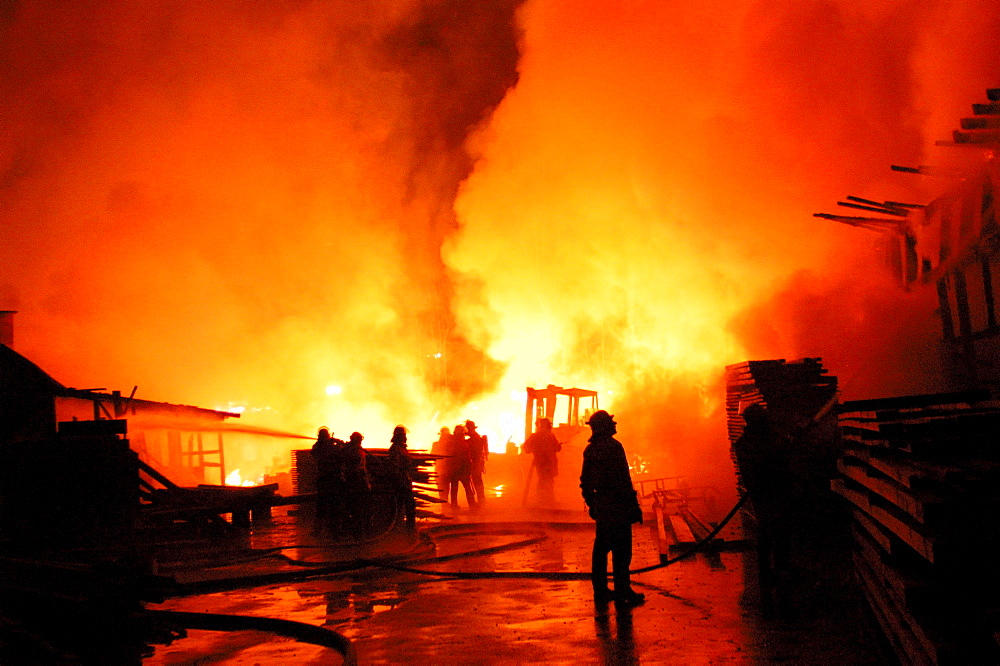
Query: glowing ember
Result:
<box><xmin>225</xmin><ymin>470</ymin><xmax>257</xmax><ymax>488</ymax></box>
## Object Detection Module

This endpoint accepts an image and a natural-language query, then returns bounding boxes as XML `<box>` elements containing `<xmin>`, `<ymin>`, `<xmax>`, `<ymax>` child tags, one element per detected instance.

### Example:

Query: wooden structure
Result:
<box><xmin>810</xmin><ymin>88</ymin><xmax>1000</xmax><ymax>663</ymax></box>
<box><xmin>645</xmin><ymin>477</ymin><xmax>726</xmax><ymax>561</ymax></box>
<box><xmin>56</xmin><ymin>387</ymin><xmax>237</xmax><ymax>487</ymax></box>
<box><xmin>837</xmin><ymin>391</ymin><xmax>1000</xmax><ymax>663</ymax></box>
<box><xmin>0</xmin><ymin>338</ymin><xmax>286</xmax><ymax>535</ymax></box>
<box><xmin>816</xmin><ymin>88</ymin><xmax>1000</xmax><ymax>392</ymax></box>
<box><xmin>1</xmin><ymin>313</ymin><xmax>242</xmax><ymax>486</ymax></box>
<box><xmin>725</xmin><ymin>358</ymin><xmax>840</xmax><ymax>497</ymax></box>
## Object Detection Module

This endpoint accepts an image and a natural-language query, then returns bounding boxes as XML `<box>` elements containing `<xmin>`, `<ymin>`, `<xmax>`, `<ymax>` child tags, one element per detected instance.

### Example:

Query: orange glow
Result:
<box><xmin>2</xmin><ymin>2</ymin><xmax>998</xmax><ymax>496</ymax></box>
<box><xmin>225</xmin><ymin>469</ymin><xmax>258</xmax><ymax>488</ymax></box>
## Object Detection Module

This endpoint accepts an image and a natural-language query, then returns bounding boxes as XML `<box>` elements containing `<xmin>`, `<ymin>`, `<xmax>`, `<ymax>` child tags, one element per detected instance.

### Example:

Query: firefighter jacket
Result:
<box><xmin>523</xmin><ymin>429</ymin><xmax>561</xmax><ymax>478</ymax></box>
<box><xmin>580</xmin><ymin>434</ymin><xmax>642</xmax><ymax>525</ymax></box>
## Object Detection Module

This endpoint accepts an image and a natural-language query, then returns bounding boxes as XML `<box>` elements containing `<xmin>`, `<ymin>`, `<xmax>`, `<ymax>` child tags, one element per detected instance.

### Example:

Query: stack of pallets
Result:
<box><xmin>836</xmin><ymin>390</ymin><xmax>1000</xmax><ymax>663</ymax></box>
<box><xmin>725</xmin><ymin>359</ymin><xmax>837</xmax><ymax>435</ymax></box>
<box><xmin>725</xmin><ymin>358</ymin><xmax>839</xmax><ymax>491</ymax></box>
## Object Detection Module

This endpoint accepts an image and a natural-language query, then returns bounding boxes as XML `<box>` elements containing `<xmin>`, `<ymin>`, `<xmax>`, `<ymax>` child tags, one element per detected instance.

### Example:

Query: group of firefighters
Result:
<box><xmin>307</xmin><ymin>396</ymin><xmax>795</xmax><ymax>610</ymax></box>
<box><xmin>309</xmin><ymin>409</ymin><xmax>648</xmax><ymax>607</ymax></box>
<box><xmin>430</xmin><ymin>420</ymin><xmax>489</xmax><ymax>509</ymax></box>
<box><xmin>310</xmin><ymin>425</ymin><xmax>417</xmax><ymax>538</ymax></box>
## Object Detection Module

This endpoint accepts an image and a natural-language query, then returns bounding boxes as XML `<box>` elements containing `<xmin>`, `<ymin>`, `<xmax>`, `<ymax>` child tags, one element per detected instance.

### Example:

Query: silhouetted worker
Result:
<box><xmin>341</xmin><ymin>431</ymin><xmax>372</xmax><ymax>537</ymax></box>
<box><xmin>431</xmin><ymin>426</ymin><xmax>452</xmax><ymax>501</ymax></box>
<box><xmin>387</xmin><ymin>425</ymin><xmax>417</xmax><ymax>531</ymax></box>
<box><xmin>523</xmin><ymin>417</ymin><xmax>562</xmax><ymax>506</ymax></box>
<box><xmin>447</xmin><ymin>423</ymin><xmax>477</xmax><ymax>509</ymax></box>
<box><xmin>311</xmin><ymin>427</ymin><xmax>342</xmax><ymax>536</ymax></box>
<box><xmin>733</xmin><ymin>403</ymin><xmax>791</xmax><ymax>588</ymax></box>
<box><xmin>580</xmin><ymin>410</ymin><xmax>645</xmax><ymax>607</ymax></box>
<box><xmin>466</xmin><ymin>420</ymin><xmax>489</xmax><ymax>507</ymax></box>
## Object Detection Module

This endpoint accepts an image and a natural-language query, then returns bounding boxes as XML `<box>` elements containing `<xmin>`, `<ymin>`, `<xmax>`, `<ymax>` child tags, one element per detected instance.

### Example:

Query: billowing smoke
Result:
<box><xmin>447</xmin><ymin>0</ymin><xmax>1000</xmax><ymax>496</ymax></box>
<box><xmin>3</xmin><ymin>1</ymin><xmax>999</xmax><ymax>497</ymax></box>
<box><xmin>0</xmin><ymin>1</ymin><xmax>522</xmax><ymax>446</ymax></box>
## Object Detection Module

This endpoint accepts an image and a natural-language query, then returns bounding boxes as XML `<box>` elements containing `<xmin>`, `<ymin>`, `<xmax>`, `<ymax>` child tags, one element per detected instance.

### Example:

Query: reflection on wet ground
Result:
<box><xmin>145</xmin><ymin>502</ymin><xmax>886</xmax><ymax>664</ymax></box>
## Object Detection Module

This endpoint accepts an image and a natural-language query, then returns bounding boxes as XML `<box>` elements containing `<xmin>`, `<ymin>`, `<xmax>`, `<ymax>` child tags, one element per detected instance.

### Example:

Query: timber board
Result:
<box><xmin>853</xmin><ymin>507</ymin><xmax>894</xmax><ymax>554</ymax></box>
<box><xmin>838</xmin><ymin>459</ymin><xmax>935</xmax><ymax>523</ymax></box>
<box><xmin>839</xmin><ymin>389</ymin><xmax>990</xmax><ymax>413</ymax></box>
<box><xmin>867</xmin><ymin>500</ymin><xmax>936</xmax><ymax>564</ymax></box>
<box><xmin>836</xmin><ymin>477</ymin><xmax>937</xmax><ymax>564</ymax></box>
<box><xmin>832</xmin><ymin>477</ymin><xmax>871</xmax><ymax>513</ymax></box>
<box><xmin>853</xmin><ymin>523</ymin><xmax>942</xmax><ymax>618</ymax></box>
<box><xmin>853</xmin><ymin>544</ymin><xmax>955</xmax><ymax>664</ymax></box>
<box><xmin>854</xmin><ymin>550</ymin><xmax>937</xmax><ymax>665</ymax></box>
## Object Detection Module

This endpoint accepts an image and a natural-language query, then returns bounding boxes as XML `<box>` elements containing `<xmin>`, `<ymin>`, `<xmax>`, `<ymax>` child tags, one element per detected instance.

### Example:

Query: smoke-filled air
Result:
<box><xmin>2</xmin><ymin>1</ymin><xmax>999</xmax><ymax>491</ymax></box>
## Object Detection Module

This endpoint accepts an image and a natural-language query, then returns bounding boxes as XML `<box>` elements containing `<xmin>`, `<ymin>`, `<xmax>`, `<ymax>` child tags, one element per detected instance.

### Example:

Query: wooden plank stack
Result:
<box><xmin>725</xmin><ymin>358</ymin><xmax>839</xmax><ymax>494</ymax></box>
<box><xmin>836</xmin><ymin>390</ymin><xmax>1000</xmax><ymax>663</ymax></box>
<box><xmin>725</xmin><ymin>357</ymin><xmax>850</xmax><ymax>601</ymax></box>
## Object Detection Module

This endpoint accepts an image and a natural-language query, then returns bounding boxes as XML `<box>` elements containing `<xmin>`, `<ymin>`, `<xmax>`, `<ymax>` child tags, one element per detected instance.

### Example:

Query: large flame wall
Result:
<box><xmin>2</xmin><ymin>1</ymin><xmax>999</xmax><ymax>490</ymax></box>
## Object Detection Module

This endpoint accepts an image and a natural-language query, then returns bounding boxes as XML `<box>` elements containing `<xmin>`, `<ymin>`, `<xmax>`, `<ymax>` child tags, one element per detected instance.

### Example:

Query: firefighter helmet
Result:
<box><xmin>586</xmin><ymin>410</ymin><xmax>616</xmax><ymax>427</ymax></box>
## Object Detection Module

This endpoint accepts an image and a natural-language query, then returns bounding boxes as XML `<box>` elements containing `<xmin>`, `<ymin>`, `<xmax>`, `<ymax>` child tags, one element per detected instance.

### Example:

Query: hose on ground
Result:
<box><xmin>170</xmin><ymin>495</ymin><xmax>748</xmax><ymax>593</ymax></box>
<box><xmin>363</xmin><ymin>494</ymin><xmax>749</xmax><ymax>581</ymax></box>
<box><xmin>147</xmin><ymin>610</ymin><xmax>356</xmax><ymax>665</ymax></box>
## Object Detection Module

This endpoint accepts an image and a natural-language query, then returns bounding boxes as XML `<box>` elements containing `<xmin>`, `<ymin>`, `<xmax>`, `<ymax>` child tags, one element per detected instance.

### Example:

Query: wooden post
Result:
<box><xmin>981</xmin><ymin>257</ymin><xmax>996</xmax><ymax>329</ymax></box>
<box><xmin>953</xmin><ymin>269</ymin><xmax>973</xmax><ymax>338</ymax></box>
<box><xmin>937</xmin><ymin>278</ymin><xmax>956</xmax><ymax>340</ymax></box>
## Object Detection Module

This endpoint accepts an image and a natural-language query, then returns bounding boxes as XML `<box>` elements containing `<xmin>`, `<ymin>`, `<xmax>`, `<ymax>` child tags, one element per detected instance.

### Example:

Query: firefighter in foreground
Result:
<box><xmin>580</xmin><ymin>410</ymin><xmax>645</xmax><ymax>607</ymax></box>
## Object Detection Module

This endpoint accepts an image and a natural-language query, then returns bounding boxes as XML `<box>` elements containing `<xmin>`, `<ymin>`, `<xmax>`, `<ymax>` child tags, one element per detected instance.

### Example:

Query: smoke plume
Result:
<box><xmin>1</xmin><ymin>0</ymin><xmax>522</xmax><ymax>445</ymax></box>
<box><xmin>2</xmin><ymin>0</ymin><xmax>999</xmax><ymax>494</ymax></box>
<box><xmin>447</xmin><ymin>0</ymin><xmax>1000</xmax><ymax>494</ymax></box>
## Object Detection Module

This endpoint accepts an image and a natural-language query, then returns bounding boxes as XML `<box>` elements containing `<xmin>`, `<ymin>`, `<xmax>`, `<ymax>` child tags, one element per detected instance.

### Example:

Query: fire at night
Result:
<box><xmin>2</xmin><ymin>1</ymin><xmax>1000</xmax><ymax>663</ymax></box>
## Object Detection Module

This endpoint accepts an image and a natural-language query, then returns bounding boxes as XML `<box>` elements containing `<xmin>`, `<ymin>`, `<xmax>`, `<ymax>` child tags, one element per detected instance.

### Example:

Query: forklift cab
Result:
<box><xmin>524</xmin><ymin>384</ymin><xmax>599</xmax><ymax>444</ymax></box>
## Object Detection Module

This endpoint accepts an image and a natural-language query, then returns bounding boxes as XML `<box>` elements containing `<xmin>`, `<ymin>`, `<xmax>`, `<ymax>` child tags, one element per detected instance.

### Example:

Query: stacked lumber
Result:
<box><xmin>836</xmin><ymin>390</ymin><xmax>1000</xmax><ymax>664</ymax></box>
<box><xmin>725</xmin><ymin>357</ymin><xmax>848</xmax><ymax>599</ymax></box>
<box><xmin>725</xmin><ymin>358</ymin><xmax>837</xmax><ymax>436</ymax></box>
<box><xmin>292</xmin><ymin>447</ymin><xmax>443</xmax><ymax>520</ymax></box>
<box><xmin>725</xmin><ymin>358</ymin><xmax>839</xmax><ymax>492</ymax></box>
<box><xmin>948</xmin><ymin>88</ymin><xmax>1000</xmax><ymax>146</ymax></box>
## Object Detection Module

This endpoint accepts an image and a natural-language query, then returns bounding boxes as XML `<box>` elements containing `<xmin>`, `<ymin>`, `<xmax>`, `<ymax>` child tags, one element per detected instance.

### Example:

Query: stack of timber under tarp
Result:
<box><xmin>836</xmin><ymin>390</ymin><xmax>1000</xmax><ymax>663</ymax></box>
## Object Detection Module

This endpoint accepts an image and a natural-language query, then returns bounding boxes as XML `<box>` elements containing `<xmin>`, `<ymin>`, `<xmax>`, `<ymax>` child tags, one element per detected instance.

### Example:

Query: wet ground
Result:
<box><xmin>143</xmin><ymin>496</ymin><xmax>887</xmax><ymax>665</ymax></box>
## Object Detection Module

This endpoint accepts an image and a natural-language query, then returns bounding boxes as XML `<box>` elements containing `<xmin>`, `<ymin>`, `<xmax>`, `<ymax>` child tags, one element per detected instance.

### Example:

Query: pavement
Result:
<box><xmin>143</xmin><ymin>497</ymin><xmax>887</xmax><ymax>665</ymax></box>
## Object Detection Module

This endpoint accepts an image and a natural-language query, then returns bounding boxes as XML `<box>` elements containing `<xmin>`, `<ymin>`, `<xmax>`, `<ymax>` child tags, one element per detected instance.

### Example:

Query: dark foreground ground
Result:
<box><xmin>141</xmin><ymin>493</ymin><xmax>888</xmax><ymax>665</ymax></box>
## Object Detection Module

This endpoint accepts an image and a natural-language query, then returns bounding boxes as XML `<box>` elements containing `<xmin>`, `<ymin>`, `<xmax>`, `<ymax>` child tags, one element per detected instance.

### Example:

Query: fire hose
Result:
<box><xmin>153</xmin><ymin>496</ymin><xmax>748</xmax><ymax>661</ymax></box>
<box><xmin>362</xmin><ymin>493</ymin><xmax>749</xmax><ymax>580</ymax></box>
<box><xmin>171</xmin><ymin>493</ymin><xmax>748</xmax><ymax>594</ymax></box>
<box><xmin>146</xmin><ymin>610</ymin><xmax>357</xmax><ymax>665</ymax></box>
